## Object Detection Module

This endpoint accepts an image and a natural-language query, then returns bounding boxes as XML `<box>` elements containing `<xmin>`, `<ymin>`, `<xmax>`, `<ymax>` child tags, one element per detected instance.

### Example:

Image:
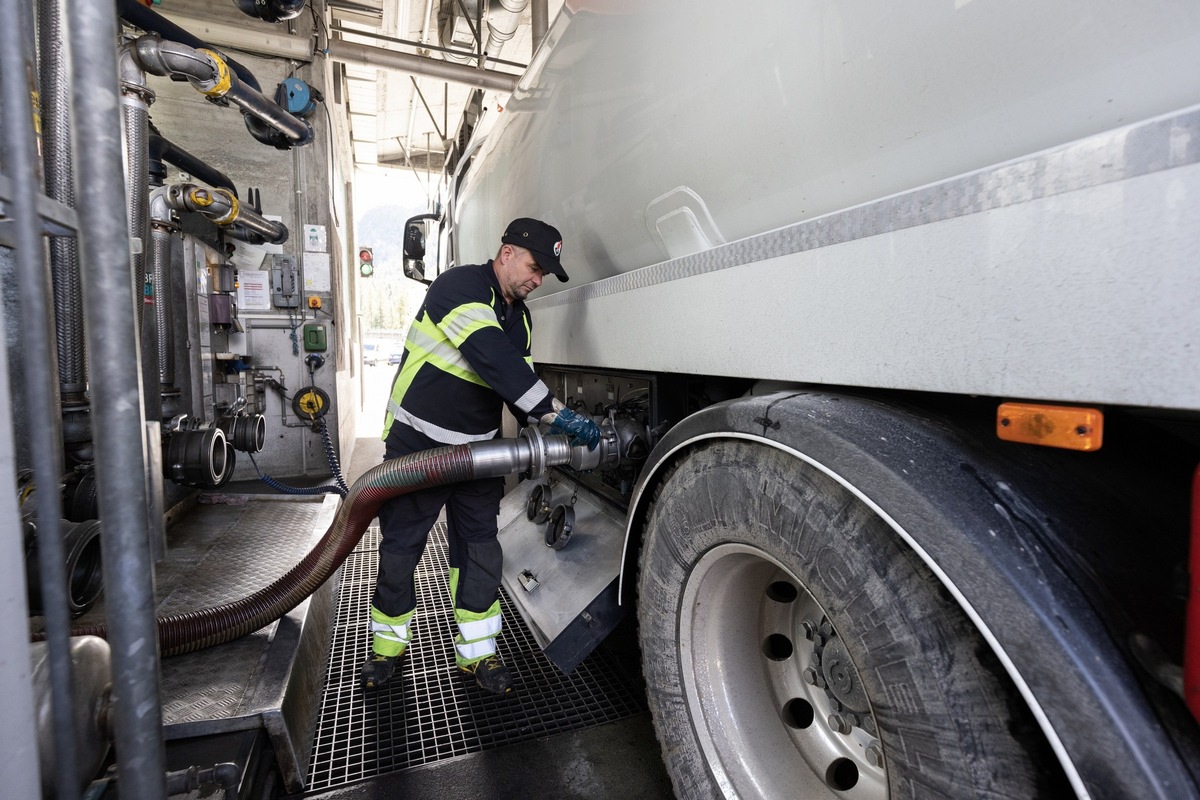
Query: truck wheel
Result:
<box><xmin>637</xmin><ymin>440</ymin><xmax>1046</xmax><ymax>799</ymax></box>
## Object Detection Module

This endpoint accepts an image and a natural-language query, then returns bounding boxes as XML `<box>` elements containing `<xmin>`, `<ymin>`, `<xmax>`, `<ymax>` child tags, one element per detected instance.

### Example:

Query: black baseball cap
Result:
<box><xmin>501</xmin><ymin>218</ymin><xmax>568</xmax><ymax>282</ymax></box>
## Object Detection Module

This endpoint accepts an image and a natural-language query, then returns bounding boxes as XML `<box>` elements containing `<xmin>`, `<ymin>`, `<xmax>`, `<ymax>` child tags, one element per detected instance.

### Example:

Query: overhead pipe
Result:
<box><xmin>327</xmin><ymin>38</ymin><xmax>519</xmax><ymax>93</ymax></box>
<box><xmin>52</xmin><ymin>427</ymin><xmax>615</xmax><ymax>656</ymax></box>
<box><xmin>482</xmin><ymin>0</ymin><xmax>530</xmax><ymax>60</ymax></box>
<box><xmin>117</xmin><ymin>0</ymin><xmax>265</xmax><ymax>91</ymax></box>
<box><xmin>117</xmin><ymin>0</ymin><xmax>301</xmax><ymax>150</ymax></box>
<box><xmin>118</xmin><ymin>0</ymin><xmax>304</xmax><ymax>149</ymax></box>
<box><xmin>70</xmin><ymin>0</ymin><xmax>168</xmax><ymax>794</ymax></box>
<box><xmin>166</xmin><ymin>183</ymin><xmax>289</xmax><ymax>244</ymax></box>
<box><xmin>131</xmin><ymin>34</ymin><xmax>313</xmax><ymax>148</ymax></box>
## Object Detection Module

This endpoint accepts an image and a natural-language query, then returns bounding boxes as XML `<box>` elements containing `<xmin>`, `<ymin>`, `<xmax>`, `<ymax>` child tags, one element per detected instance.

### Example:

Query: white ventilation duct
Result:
<box><xmin>438</xmin><ymin>0</ymin><xmax>530</xmax><ymax>64</ymax></box>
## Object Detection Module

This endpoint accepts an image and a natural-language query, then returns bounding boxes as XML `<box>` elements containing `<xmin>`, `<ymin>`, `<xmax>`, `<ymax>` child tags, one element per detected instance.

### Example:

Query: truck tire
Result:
<box><xmin>637</xmin><ymin>439</ymin><xmax>1052</xmax><ymax>799</ymax></box>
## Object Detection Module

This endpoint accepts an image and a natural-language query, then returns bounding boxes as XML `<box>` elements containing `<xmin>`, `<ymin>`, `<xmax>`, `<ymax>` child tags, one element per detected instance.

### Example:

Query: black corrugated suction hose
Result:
<box><xmin>41</xmin><ymin>444</ymin><xmax>475</xmax><ymax>656</ymax></box>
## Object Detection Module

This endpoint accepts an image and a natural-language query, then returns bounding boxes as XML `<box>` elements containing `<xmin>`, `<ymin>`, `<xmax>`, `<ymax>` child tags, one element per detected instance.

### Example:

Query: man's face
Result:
<box><xmin>496</xmin><ymin>245</ymin><xmax>546</xmax><ymax>303</ymax></box>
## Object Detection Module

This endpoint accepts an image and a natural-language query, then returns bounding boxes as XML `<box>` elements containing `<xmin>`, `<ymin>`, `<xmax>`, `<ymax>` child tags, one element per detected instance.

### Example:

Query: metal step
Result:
<box><xmin>305</xmin><ymin>523</ymin><xmax>647</xmax><ymax>793</ymax></box>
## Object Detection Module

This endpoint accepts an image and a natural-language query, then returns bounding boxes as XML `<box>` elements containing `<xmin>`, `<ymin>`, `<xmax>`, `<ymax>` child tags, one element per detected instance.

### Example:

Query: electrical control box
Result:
<box><xmin>303</xmin><ymin>324</ymin><xmax>327</xmax><ymax>352</ymax></box>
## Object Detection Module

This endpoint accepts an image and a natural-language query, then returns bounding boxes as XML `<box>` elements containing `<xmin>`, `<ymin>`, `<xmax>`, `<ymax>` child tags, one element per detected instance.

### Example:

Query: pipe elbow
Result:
<box><xmin>133</xmin><ymin>35</ymin><xmax>227</xmax><ymax>96</ymax></box>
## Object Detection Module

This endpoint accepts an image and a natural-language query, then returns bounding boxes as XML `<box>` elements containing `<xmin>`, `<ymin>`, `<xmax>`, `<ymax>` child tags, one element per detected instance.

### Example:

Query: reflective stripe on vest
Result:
<box><xmin>386</xmin><ymin>402</ymin><xmax>499</xmax><ymax>444</ymax></box>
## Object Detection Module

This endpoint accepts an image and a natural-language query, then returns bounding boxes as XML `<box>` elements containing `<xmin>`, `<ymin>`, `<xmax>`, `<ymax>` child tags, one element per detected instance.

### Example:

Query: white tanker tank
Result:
<box><xmin>414</xmin><ymin>3</ymin><xmax>1200</xmax><ymax>799</ymax></box>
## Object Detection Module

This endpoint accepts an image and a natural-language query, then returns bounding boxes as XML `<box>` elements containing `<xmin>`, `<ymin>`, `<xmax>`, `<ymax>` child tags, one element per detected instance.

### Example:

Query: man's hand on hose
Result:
<box><xmin>547</xmin><ymin>408</ymin><xmax>602</xmax><ymax>451</ymax></box>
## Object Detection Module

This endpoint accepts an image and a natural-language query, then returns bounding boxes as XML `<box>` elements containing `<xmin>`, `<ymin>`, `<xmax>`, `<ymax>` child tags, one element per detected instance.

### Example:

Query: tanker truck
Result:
<box><xmin>397</xmin><ymin>1</ymin><xmax>1200</xmax><ymax>798</ymax></box>
<box><xmin>4</xmin><ymin>0</ymin><xmax>1200</xmax><ymax>797</ymax></box>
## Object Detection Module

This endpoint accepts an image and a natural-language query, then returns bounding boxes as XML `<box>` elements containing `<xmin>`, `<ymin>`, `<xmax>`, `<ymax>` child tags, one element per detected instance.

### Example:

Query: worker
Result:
<box><xmin>362</xmin><ymin>218</ymin><xmax>602</xmax><ymax>695</ymax></box>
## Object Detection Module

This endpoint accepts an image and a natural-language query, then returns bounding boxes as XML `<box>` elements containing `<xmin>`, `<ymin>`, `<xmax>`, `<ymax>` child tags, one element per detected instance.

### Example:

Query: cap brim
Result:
<box><xmin>532</xmin><ymin>251</ymin><xmax>569</xmax><ymax>282</ymax></box>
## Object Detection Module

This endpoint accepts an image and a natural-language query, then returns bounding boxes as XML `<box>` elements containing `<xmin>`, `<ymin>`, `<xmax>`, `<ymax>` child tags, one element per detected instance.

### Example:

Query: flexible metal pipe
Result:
<box><xmin>166</xmin><ymin>183</ymin><xmax>289</xmax><ymax>244</ymax></box>
<box><xmin>118</xmin><ymin>42</ymin><xmax>153</xmax><ymax>340</ymax></box>
<box><xmin>132</xmin><ymin>35</ymin><xmax>313</xmax><ymax>147</ymax></box>
<box><xmin>2</xmin><ymin>0</ymin><xmax>80</xmax><ymax>795</ymax></box>
<box><xmin>54</xmin><ymin>429</ymin><xmax>599</xmax><ymax>656</ymax></box>
<box><xmin>148</xmin><ymin>187</ymin><xmax>177</xmax><ymax>394</ymax></box>
<box><xmin>40</xmin><ymin>0</ymin><xmax>87</xmax><ymax>404</ymax></box>
<box><xmin>69</xmin><ymin>0</ymin><xmax>168</xmax><ymax>794</ymax></box>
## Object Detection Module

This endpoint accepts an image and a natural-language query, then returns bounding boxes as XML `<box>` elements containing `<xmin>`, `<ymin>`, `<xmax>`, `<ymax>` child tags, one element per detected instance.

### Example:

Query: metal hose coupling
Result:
<box><xmin>468</xmin><ymin>423</ymin><xmax>619</xmax><ymax>479</ymax></box>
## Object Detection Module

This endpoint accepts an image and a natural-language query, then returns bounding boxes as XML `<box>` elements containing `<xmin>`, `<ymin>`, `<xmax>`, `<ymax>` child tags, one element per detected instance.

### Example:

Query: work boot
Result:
<box><xmin>360</xmin><ymin>653</ymin><xmax>399</xmax><ymax>690</ymax></box>
<box><xmin>460</xmin><ymin>655</ymin><xmax>514</xmax><ymax>695</ymax></box>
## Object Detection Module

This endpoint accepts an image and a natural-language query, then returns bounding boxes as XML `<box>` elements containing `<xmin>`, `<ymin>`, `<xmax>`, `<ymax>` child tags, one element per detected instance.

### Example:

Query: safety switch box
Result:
<box><xmin>302</xmin><ymin>324</ymin><xmax>327</xmax><ymax>352</ymax></box>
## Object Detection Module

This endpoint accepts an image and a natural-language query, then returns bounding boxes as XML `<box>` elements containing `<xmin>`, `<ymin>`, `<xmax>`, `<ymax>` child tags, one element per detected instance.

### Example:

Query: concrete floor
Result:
<box><xmin>285</xmin><ymin>434</ymin><xmax>676</xmax><ymax>800</ymax></box>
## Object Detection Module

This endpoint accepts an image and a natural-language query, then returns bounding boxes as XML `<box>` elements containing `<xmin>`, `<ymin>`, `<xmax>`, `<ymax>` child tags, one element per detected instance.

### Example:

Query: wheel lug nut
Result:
<box><xmin>819</xmin><ymin>620</ymin><xmax>834</xmax><ymax>638</ymax></box>
<box><xmin>865</xmin><ymin>743</ymin><xmax>883</xmax><ymax>768</ymax></box>
<box><xmin>801</xmin><ymin>620</ymin><xmax>816</xmax><ymax>640</ymax></box>
<box><xmin>802</xmin><ymin>667</ymin><xmax>818</xmax><ymax>685</ymax></box>
<box><xmin>861</xmin><ymin>714</ymin><xmax>876</xmax><ymax>733</ymax></box>
<box><xmin>827</xmin><ymin>713</ymin><xmax>851</xmax><ymax>735</ymax></box>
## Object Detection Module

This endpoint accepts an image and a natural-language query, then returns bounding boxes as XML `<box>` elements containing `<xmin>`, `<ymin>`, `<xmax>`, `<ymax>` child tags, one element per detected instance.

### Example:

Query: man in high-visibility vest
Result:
<box><xmin>362</xmin><ymin>218</ymin><xmax>601</xmax><ymax>695</ymax></box>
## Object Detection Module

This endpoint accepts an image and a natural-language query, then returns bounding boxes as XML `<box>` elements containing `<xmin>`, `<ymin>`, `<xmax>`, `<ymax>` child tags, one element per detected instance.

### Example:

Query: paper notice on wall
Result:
<box><xmin>237</xmin><ymin>268</ymin><xmax>271</xmax><ymax>310</ymax></box>
<box><xmin>303</xmin><ymin>251</ymin><xmax>331</xmax><ymax>292</ymax></box>
<box><xmin>304</xmin><ymin>224</ymin><xmax>328</xmax><ymax>252</ymax></box>
<box><xmin>229</xmin><ymin>241</ymin><xmax>268</xmax><ymax>271</ymax></box>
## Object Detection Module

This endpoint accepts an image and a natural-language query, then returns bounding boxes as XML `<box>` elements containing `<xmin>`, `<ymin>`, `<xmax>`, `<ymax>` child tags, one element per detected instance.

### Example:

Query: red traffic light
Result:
<box><xmin>358</xmin><ymin>247</ymin><xmax>373</xmax><ymax>263</ymax></box>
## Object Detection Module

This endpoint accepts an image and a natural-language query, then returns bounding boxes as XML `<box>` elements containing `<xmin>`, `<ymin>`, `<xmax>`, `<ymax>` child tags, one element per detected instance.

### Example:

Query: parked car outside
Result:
<box><xmin>388</xmin><ymin>351</ymin><xmax>403</xmax><ymax>365</ymax></box>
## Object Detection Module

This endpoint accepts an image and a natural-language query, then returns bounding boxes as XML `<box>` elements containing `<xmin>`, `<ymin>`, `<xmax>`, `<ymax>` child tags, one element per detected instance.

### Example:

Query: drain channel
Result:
<box><xmin>306</xmin><ymin>523</ymin><xmax>647</xmax><ymax>792</ymax></box>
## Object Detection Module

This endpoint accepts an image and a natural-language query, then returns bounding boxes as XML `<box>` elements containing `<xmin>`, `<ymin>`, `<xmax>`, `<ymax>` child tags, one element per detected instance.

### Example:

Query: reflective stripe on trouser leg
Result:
<box><xmin>371</xmin><ymin>605</ymin><xmax>414</xmax><ymax>657</ymax></box>
<box><xmin>454</xmin><ymin>601</ymin><xmax>502</xmax><ymax>667</ymax></box>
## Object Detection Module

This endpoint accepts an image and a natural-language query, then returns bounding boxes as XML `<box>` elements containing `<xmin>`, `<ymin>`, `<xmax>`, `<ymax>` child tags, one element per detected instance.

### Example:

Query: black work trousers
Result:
<box><xmin>372</xmin><ymin>443</ymin><xmax>505</xmax><ymax>618</ymax></box>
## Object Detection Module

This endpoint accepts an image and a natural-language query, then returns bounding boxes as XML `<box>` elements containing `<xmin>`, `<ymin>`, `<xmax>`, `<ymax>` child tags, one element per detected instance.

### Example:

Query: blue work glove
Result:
<box><xmin>549</xmin><ymin>408</ymin><xmax>601</xmax><ymax>451</ymax></box>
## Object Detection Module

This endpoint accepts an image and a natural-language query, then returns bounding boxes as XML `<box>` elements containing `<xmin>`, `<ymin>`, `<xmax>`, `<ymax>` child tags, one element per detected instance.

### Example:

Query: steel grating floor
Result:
<box><xmin>305</xmin><ymin>522</ymin><xmax>648</xmax><ymax>793</ymax></box>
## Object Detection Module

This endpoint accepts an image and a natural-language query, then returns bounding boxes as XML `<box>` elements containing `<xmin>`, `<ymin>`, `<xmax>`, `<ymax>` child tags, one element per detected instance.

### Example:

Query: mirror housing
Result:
<box><xmin>403</xmin><ymin>213</ymin><xmax>441</xmax><ymax>284</ymax></box>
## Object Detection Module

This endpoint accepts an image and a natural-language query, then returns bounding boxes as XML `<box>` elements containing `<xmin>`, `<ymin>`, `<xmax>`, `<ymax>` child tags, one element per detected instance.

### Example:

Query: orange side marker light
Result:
<box><xmin>996</xmin><ymin>402</ymin><xmax>1103</xmax><ymax>451</ymax></box>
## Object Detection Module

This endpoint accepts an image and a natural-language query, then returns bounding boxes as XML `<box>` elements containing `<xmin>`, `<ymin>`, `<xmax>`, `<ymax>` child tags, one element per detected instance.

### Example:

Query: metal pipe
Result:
<box><xmin>2</xmin><ymin>0</ymin><xmax>80</xmax><ymax>795</ymax></box>
<box><xmin>149</xmin><ymin>132</ymin><xmax>239</xmax><ymax>197</ymax></box>
<box><xmin>118</xmin><ymin>41</ymin><xmax>153</xmax><ymax>340</ymax></box>
<box><xmin>166</xmin><ymin>183</ymin><xmax>289</xmax><ymax>244</ymax></box>
<box><xmin>116</xmin><ymin>0</ymin><xmax>264</xmax><ymax>91</ymax></box>
<box><xmin>531</xmin><ymin>0</ymin><xmax>548</xmax><ymax>53</ymax></box>
<box><xmin>131</xmin><ymin>35</ymin><xmax>313</xmax><ymax>147</ymax></box>
<box><xmin>327</xmin><ymin>38</ymin><xmax>519</xmax><ymax>93</ymax></box>
<box><xmin>482</xmin><ymin>0</ymin><xmax>528</xmax><ymax>59</ymax></box>
<box><xmin>40</xmin><ymin>0</ymin><xmax>87</xmax><ymax>407</ymax></box>
<box><xmin>69</xmin><ymin>0</ymin><xmax>167</xmax><ymax>795</ymax></box>
<box><xmin>148</xmin><ymin>187</ymin><xmax>178</xmax><ymax>393</ymax></box>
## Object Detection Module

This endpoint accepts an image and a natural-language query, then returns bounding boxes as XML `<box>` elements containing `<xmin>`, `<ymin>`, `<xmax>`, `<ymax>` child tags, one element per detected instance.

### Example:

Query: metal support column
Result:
<box><xmin>67</xmin><ymin>1</ymin><xmax>167</xmax><ymax>797</ymax></box>
<box><xmin>0</xmin><ymin>0</ymin><xmax>78</xmax><ymax>796</ymax></box>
